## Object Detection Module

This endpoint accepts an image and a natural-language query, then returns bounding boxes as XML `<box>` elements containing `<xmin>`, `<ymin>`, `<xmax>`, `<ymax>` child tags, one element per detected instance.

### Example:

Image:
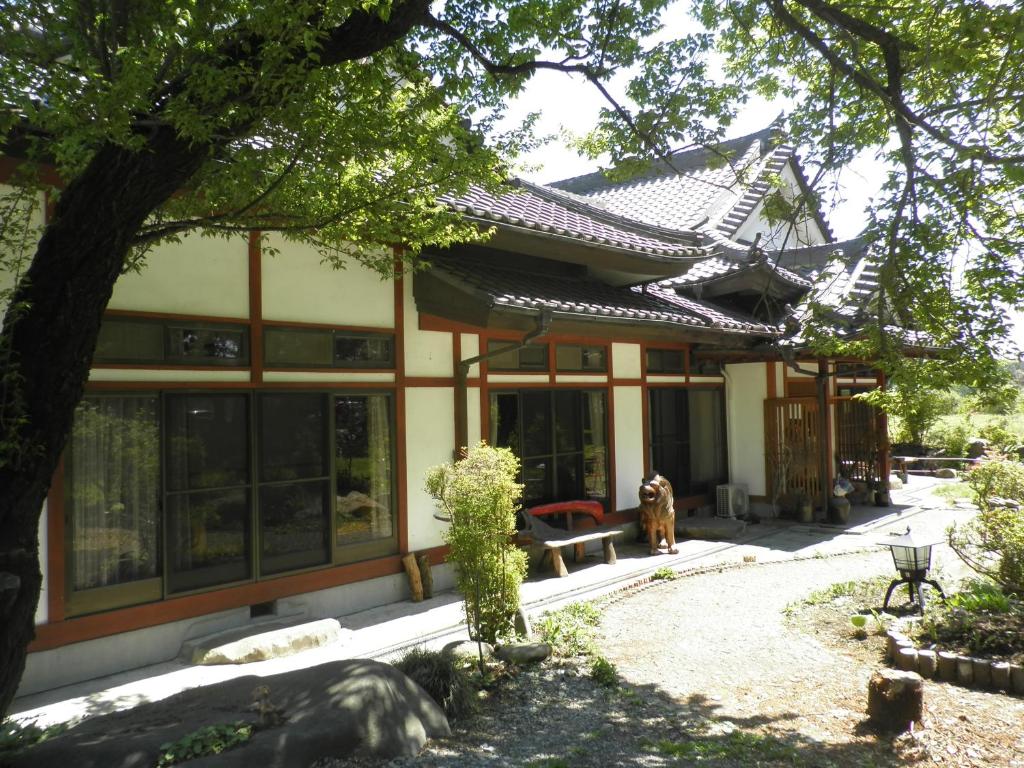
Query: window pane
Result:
<box><xmin>521</xmin><ymin>391</ymin><xmax>552</xmax><ymax>456</ymax></box>
<box><xmin>166</xmin><ymin>489</ymin><xmax>250</xmax><ymax>592</ymax></box>
<box><xmin>649</xmin><ymin>388</ymin><xmax>689</xmax><ymax>491</ymax></box>
<box><xmin>335</xmin><ymin>395</ymin><xmax>395</xmax><ymax>548</ymax></box>
<box><xmin>264</xmin><ymin>327</ymin><xmax>332</xmax><ymax>366</ymax></box>
<box><xmin>334</xmin><ymin>334</ymin><xmax>393</xmax><ymax>366</ymax></box>
<box><xmin>489</xmin><ymin>393</ymin><xmax>520</xmax><ymax>454</ymax></box>
<box><xmin>555</xmin><ymin>453</ymin><xmax>582</xmax><ymax>501</ymax></box>
<box><xmin>553</xmin><ymin>391</ymin><xmax>582</xmax><ymax>453</ymax></box>
<box><xmin>522</xmin><ymin>457</ymin><xmax>552</xmax><ymax>506</ymax></box>
<box><xmin>94</xmin><ymin>320</ymin><xmax>164</xmax><ymax>363</ymax></box>
<box><xmin>582</xmin><ymin>392</ymin><xmax>609</xmax><ymax>499</ymax></box>
<box><xmin>167</xmin><ymin>326</ymin><xmax>247</xmax><ymax>364</ymax></box>
<box><xmin>556</xmin><ymin>345</ymin><xmax>606</xmax><ymax>372</ymax></box>
<box><xmin>67</xmin><ymin>397</ymin><xmax>160</xmax><ymax>592</ymax></box>
<box><xmin>688</xmin><ymin>389</ymin><xmax>727</xmax><ymax>493</ymax></box>
<box><xmin>260</xmin><ymin>480</ymin><xmax>330</xmax><ymax>575</ymax></box>
<box><xmin>166</xmin><ymin>395</ymin><xmax>249</xmax><ymax>491</ymax></box>
<box><xmin>487</xmin><ymin>341</ymin><xmax>548</xmax><ymax>370</ymax></box>
<box><xmin>647</xmin><ymin>348</ymin><xmax>685</xmax><ymax>374</ymax></box>
<box><xmin>259</xmin><ymin>393</ymin><xmax>327</xmax><ymax>481</ymax></box>
<box><xmin>518</xmin><ymin>344</ymin><xmax>548</xmax><ymax>370</ymax></box>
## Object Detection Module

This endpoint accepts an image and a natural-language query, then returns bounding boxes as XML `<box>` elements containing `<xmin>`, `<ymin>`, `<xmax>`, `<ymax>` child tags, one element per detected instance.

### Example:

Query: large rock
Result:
<box><xmin>9</xmin><ymin>660</ymin><xmax>450</xmax><ymax>768</ymax></box>
<box><xmin>494</xmin><ymin>642</ymin><xmax>552</xmax><ymax>664</ymax></box>
<box><xmin>181</xmin><ymin>618</ymin><xmax>348</xmax><ymax>665</ymax></box>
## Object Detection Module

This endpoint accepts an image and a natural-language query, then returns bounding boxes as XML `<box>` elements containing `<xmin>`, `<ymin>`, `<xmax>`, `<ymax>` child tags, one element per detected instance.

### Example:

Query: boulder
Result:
<box><xmin>966</xmin><ymin>438</ymin><xmax>988</xmax><ymax>459</ymax></box>
<box><xmin>181</xmin><ymin>618</ymin><xmax>347</xmax><ymax>665</ymax></box>
<box><xmin>9</xmin><ymin>659</ymin><xmax>450</xmax><ymax>768</ymax></box>
<box><xmin>494</xmin><ymin>642</ymin><xmax>552</xmax><ymax>664</ymax></box>
<box><xmin>934</xmin><ymin>467</ymin><xmax>958</xmax><ymax>479</ymax></box>
<box><xmin>441</xmin><ymin>639</ymin><xmax>494</xmax><ymax>660</ymax></box>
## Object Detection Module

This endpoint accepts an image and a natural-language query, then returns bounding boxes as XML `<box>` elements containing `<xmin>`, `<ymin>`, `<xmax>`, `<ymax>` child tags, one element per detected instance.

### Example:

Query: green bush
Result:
<box><xmin>589</xmin><ymin>655</ymin><xmax>619</xmax><ymax>687</ymax></box>
<box><xmin>949</xmin><ymin>505</ymin><xmax>1024</xmax><ymax>595</ymax></box>
<box><xmin>0</xmin><ymin>719</ymin><xmax>67</xmax><ymax>758</ymax></box>
<box><xmin>945</xmin><ymin>579</ymin><xmax>1012</xmax><ymax>613</ymax></box>
<box><xmin>394</xmin><ymin>647</ymin><xmax>477</xmax><ymax>721</ymax></box>
<box><xmin>426</xmin><ymin>443</ymin><xmax>528</xmax><ymax>650</ymax></box>
<box><xmin>964</xmin><ymin>453</ymin><xmax>1024</xmax><ymax>511</ymax></box>
<box><xmin>930</xmin><ymin>419</ymin><xmax>970</xmax><ymax>457</ymax></box>
<box><xmin>977</xmin><ymin>420</ymin><xmax>1020</xmax><ymax>453</ymax></box>
<box><xmin>537</xmin><ymin>602</ymin><xmax>602</xmax><ymax>657</ymax></box>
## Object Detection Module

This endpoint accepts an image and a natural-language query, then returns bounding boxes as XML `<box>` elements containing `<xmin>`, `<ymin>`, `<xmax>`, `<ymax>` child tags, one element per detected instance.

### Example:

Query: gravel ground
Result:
<box><xmin>326</xmin><ymin>549</ymin><xmax>1024</xmax><ymax>767</ymax></box>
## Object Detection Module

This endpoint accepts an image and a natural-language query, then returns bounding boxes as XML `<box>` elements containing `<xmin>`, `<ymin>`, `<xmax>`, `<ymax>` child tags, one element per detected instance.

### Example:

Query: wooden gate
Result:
<box><xmin>764</xmin><ymin>397</ymin><xmax>822</xmax><ymax>502</ymax></box>
<box><xmin>835</xmin><ymin>398</ymin><xmax>880</xmax><ymax>483</ymax></box>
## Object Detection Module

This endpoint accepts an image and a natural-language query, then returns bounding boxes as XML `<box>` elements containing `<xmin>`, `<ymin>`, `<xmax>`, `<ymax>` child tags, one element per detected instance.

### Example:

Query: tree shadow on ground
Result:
<box><xmin>427</xmin><ymin>659</ymin><xmax>901</xmax><ymax>768</ymax></box>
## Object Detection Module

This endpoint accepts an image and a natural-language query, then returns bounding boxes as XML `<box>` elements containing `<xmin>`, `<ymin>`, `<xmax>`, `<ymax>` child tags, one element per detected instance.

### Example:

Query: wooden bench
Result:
<box><xmin>526</xmin><ymin>500</ymin><xmax>605</xmax><ymax>529</ymax></box>
<box><xmin>518</xmin><ymin>513</ymin><xmax>622</xmax><ymax>578</ymax></box>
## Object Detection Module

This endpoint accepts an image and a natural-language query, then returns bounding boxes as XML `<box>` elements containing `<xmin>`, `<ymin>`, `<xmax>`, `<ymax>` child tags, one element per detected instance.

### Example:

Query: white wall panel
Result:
<box><xmin>404</xmin><ymin>387</ymin><xmax>455</xmax><ymax>551</ymax></box>
<box><xmin>613</xmin><ymin>386</ymin><xmax>645</xmax><ymax>511</ymax></box>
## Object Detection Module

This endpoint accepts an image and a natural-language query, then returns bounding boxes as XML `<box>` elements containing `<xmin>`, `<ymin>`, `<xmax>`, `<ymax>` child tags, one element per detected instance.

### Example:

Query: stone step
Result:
<box><xmin>181</xmin><ymin>617</ymin><xmax>350</xmax><ymax>665</ymax></box>
<box><xmin>677</xmin><ymin>516</ymin><xmax>747</xmax><ymax>540</ymax></box>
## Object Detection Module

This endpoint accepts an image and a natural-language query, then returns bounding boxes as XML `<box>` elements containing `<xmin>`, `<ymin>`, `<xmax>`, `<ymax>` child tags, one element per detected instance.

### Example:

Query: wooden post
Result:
<box><xmin>867</xmin><ymin>669</ymin><xmax>924</xmax><ymax>731</ymax></box>
<box><xmin>415</xmin><ymin>553</ymin><xmax>433</xmax><ymax>599</ymax></box>
<box><xmin>402</xmin><ymin>553</ymin><xmax>424</xmax><ymax>602</ymax></box>
<box><xmin>549</xmin><ymin>547</ymin><xmax>569</xmax><ymax>577</ymax></box>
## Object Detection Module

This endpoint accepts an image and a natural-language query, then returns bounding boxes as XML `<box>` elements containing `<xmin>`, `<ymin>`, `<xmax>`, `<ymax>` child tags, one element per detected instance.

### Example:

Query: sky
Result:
<box><xmin>497</xmin><ymin>66</ymin><xmax>1024</xmax><ymax>355</ymax></box>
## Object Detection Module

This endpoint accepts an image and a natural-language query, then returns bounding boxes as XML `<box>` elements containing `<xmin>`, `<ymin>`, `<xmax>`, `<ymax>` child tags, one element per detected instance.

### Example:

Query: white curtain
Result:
<box><xmin>69</xmin><ymin>397</ymin><xmax>159</xmax><ymax>591</ymax></box>
<box><xmin>688</xmin><ymin>389</ymin><xmax>724</xmax><ymax>484</ymax></box>
<box><xmin>367</xmin><ymin>395</ymin><xmax>393</xmax><ymax>538</ymax></box>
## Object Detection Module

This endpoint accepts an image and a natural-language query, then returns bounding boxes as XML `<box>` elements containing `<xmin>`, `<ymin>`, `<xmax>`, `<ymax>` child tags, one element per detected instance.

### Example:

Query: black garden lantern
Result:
<box><xmin>881</xmin><ymin>527</ymin><xmax>945</xmax><ymax>612</ymax></box>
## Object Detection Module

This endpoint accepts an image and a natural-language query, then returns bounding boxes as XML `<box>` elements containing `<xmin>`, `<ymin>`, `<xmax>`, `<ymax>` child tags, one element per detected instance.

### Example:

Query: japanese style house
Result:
<box><xmin>4</xmin><ymin>127</ymin><xmax>890</xmax><ymax>695</ymax></box>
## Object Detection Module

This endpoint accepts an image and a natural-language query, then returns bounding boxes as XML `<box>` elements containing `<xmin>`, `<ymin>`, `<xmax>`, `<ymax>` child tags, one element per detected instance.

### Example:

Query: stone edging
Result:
<box><xmin>886</xmin><ymin>629</ymin><xmax>1024</xmax><ymax>694</ymax></box>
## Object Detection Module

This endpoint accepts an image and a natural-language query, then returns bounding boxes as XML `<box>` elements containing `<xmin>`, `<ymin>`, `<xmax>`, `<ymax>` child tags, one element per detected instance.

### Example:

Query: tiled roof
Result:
<box><xmin>551</xmin><ymin>133</ymin><xmax>771</xmax><ymax>231</ymax></box>
<box><xmin>658</xmin><ymin>253</ymin><xmax>811</xmax><ymax>290</ymax></box>
<box><xmin>440</xmin><ymin>180</ymin><xmax>704</xmax><ymax>261</ymax></box>
<box><xmin>428</xmin><ymin>255</ymin><xmax>777</xmax><ymax>334</ymax></box>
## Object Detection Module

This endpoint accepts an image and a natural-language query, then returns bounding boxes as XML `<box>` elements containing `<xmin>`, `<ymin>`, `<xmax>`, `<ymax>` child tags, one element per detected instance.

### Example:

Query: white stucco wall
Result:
<box><xmin>402</xmin><ymin>278</ymin><xmax>452</xmax><ymax>377</ymax></box>
<box><xmin>613</xmin><ymin>386</ymin><xmax>645</xmax><ymax>511</ymax></box>
<box><xmin>109</xmin><ymin>232</ymin><xmax>249</xmax><ymax>318</ymax></box>
<box><xmin>404</xmin><ymin>387</ymin><xmax>455</xmax><ymax>551</ymax></box>
<box><xmin>35</xmin><ymin>500</ymin><xmax>47</xmax><ymax>625</ymax></box>
<box><xmin>466</xmin><ymin>388</ymin><xmax>482</xmax><ymax>447</ymax></box>
<box><xmin>733</xmin><ymin>162</ymin><xmax>828</xmax><ymax>249</ymax></box>
<box><xmin>611</xmin><ymin>343</ymin><xmax>641</xmax><ymax>379</ymax></box>
<box><xmin>724</xmin><ymin>363</ymin><xmax>767</xmax><ymax>497</ymax></box>
<box><xmin>460</xmin><ymin>333</ymin><xmax>480</xmax><ymax>378</ymax></box>
<box><xmin>261</xmin><ymin>236</ymin><xmax>394</xmax><ymax>327</ymax></box>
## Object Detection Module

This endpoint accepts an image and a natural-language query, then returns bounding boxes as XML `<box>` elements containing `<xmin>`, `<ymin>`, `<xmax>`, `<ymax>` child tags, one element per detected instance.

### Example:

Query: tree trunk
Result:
<box><xmin>0</xmin><ymin>129</ymin><xmax>208</xmax><ymax>717</ymax></box>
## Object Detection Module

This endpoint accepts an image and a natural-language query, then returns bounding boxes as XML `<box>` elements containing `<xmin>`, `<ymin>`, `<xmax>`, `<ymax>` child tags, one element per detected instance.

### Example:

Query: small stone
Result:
<box><xmin>494</xmin><ymin>642</ymin><xmax>552</xmax><ymax>664</ymax></box>
<box><xmin>888</xmin><ymin>475</ymin><xmax>904</xmax><ymax>490</ymax></box>
<box><xmin>514</xmin><ymin>608</ymin><xmax>532</xmax><ymax>639</ymax></box>
<box><xmin>441</xmin><ymin>640</ymin><xmax>493</xmax><ymax>660</ymax></box>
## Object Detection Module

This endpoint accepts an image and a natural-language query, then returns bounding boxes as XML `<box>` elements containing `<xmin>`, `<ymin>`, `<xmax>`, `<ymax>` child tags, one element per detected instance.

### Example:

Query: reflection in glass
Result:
<box><xmin>259</xmin><ymin>394</ymin><xmax>327</xmax><ymax>482</ymax></box>
<box><xmin>335</xmin><ymin>395</ymin><xmax>394</xmax><ymax>547</ymax></box>
<box><xmin>68</xmin><ymin>396</ymin><xmax>160</xmax><ymax>591</ymax></box>
<box><xmin>169</xmin><ymin>326</ymin><xmax>245</xmax><ymax>361</ymax></box>
<box><xmin>264</xmin><ymin>327</ymin><xmax>333</xmax><ymax>366</ymax></box>
<box><xmin>334</xmin><ymin>334</ymin><xmax>392</xmax><ymax>365</ymax></box>
<box><xmin>166</xmin><ymin>489</ymin><xmax>250</xmax><ymax>592</ymax></box>
<box><xmin>260</xmin><ymin>481</ymin><xmax>331</xmax><ymax>574</ymax></box>
<box><xmin>166</xmin><ymin>395</ymin><xmax>249</xmax><ymax>491</ymax></box>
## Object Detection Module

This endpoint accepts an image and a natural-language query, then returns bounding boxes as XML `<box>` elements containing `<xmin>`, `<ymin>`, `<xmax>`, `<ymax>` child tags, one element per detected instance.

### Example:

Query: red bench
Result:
<box><xmin>524</xmin><ymin>500</ymin><xmax>606</xmax><ymax>565</ymax></box>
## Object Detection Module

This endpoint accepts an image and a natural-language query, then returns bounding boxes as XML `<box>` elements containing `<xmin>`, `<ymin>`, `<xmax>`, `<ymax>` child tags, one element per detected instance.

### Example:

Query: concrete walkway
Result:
<box><xmin>10</xmin><ymin>475</ymin><xmax>976</xmax><ymax>729</ymax></box>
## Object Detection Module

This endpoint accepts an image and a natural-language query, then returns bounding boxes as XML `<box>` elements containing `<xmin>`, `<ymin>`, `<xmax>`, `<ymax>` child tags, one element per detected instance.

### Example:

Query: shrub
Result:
<box><xmin>157</xmin><ymin>722</ymin><xmax>253</xmax><ymax>766</ymax></box>
<box><xmin>394</xmin><ymin>648</ymin><xmax>476</xmax><ymax>721</ymax></box>
<box><xmin>977</xmin><ymin>420</ymin><xmax>1020</xmax><ymax>453</ymax></box>
<box><xmin>589</xmin><ymin>655</ymin><xmax>619</xmax><ymax>687</ymax></box>
<box><xmin>945</xmin><ymin>579</ymin><xmax>1012</xmax><ymax>613</ymax></box>
<box><xmin>425</xmin><ymin>442</ymin><xmax>528</xmax><ymax>654</ymax></box>
<box><xmin>930</xmin><ymin>419</ymin><xmax>970</xmax><ymax>457</ymax></box>
<box><xmin>949</xmin><ymin>504</ymin><xmax>1024</xmax><ymax>595</ymax></box>
<box><xmin>0</xmin><ymin>719</ymin><xmax>66</xmax><ymax>758</ymax></box>
<box><xmin>964</xmin><ymin>452</ymin><xmax>1024</xmax><ymax>512</ymax></box>
<box><xmin>537</xmin><ymin>602</ymin><xmax>602</xmax><ymax>657</ymax></box>
<box><xmin>650</xmin><ymin>566</ymin><xmax>677</xmax><ymax>581</ymax></box>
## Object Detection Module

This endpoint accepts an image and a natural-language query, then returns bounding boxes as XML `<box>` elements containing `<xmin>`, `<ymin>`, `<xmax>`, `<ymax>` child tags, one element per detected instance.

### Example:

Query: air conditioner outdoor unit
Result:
<box><xmin>716</xmin><ymin>483</ymin><xmax>749</xmax><ymax>519</ymax></box>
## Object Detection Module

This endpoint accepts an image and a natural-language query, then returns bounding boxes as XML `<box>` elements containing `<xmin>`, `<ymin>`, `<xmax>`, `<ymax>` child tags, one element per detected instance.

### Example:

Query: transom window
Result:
<box><xmin>556</xmin><ymin>345</ymin><xmax>606</xmax><ymax>372</ymax></box>
<box><xmin>65</xmin><ymin>390</ymin><xmax>396</xmax><ymax>615</ymax></box>
<box><xmin>95</xmin><ymin>317</ymin><xmax>248</xmax><ymax>366</ymax></box>
<box><xmin>646</xmin><ymin>348</ymin><xmax>686</xmax><ymax>374</ymax></box>
<box><xmin>264</xmin><ymin>327</ymin><xmax>394</xmax><ymax>368</ymax></box>
<box><xmin>486</xmin><ymin>341</ymin><xmax>548</xmax><ymax>371</ymax></box>
<box><xmin>489</xmin><ymin>389</ymin><xmax>608</xmax><ymax>508</ymax></box>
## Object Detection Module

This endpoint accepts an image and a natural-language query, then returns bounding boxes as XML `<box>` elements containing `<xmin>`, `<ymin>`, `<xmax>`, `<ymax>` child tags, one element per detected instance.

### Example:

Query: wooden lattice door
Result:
<box><xmin>764</xmin><ymin>397</ymin><xmax>822</xmax><ymax>502</ymax></box>
<box><xmin>835</xmin><ymin>398</ymin><xmax>880</xmax><ymax>484</ymax></box>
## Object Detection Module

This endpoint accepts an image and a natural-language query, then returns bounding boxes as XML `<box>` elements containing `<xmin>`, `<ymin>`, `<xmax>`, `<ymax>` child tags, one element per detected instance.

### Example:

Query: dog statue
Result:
<box><xmin>638</xmin><ymin>473</ymin><xmax>677</xmax><ymax>555</ymax></box>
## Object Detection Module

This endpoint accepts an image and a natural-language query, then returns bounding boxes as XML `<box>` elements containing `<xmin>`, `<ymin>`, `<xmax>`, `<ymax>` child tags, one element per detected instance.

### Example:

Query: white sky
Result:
<box><xmin>499</xmin><ymin>66</ymin><xmax>1024</xmax><ymax>356</ymax></box>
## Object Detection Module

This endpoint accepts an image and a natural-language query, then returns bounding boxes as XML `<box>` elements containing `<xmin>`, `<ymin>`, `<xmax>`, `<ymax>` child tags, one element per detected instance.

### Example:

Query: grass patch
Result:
<box><xmin>393</xmin><ymin>647</ymin><xmax>477</xmax><ymax>721</ymax></box>
<box><xmin>800</xmin><ymin>577</ymin><xmax>890</xmax><ymax>607</ymax></box>
<box><xmin>589</xmin><ymin>655</ymin><xmax>619</xmax><ymax>687</ymax></box>
<box><xmin>537</xmin><ymin>602</ymin><xmax>602</xmax><ymax>657</ymax></box>
<box><xmin>930</xmin><ymin>480</ymin><xmax>975</xmax><ymax>505</ymax></box>
<box><xmin>0</xmin><ymin>719</ymin><xmax>67</xmax><ymax>758</ymax></box>
<box><xmin>650</xmin><ymin>566</ymin><xmax>678</xmax><ymax>581</ymax></box>
<box><xmin>655</xmin><ymin>731</ymin><xmax>800</xmax><ymax>763</ymax></box>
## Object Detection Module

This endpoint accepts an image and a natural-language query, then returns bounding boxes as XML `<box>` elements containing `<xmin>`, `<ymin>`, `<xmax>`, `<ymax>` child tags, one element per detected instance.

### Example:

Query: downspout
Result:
<box><xmin>816</xmin><ymin>359</ymin><xmax>830</xmax><ymax>514</ymax></box>
<box><xmin>453</xmin><ymin>309</ymin><xmax>552</xmax><ymax>459</ymax></box>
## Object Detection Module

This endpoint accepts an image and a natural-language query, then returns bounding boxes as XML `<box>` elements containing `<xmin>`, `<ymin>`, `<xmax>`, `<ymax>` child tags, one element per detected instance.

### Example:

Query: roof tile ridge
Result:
<box><xmin>643</xmin><ymin>282</ymin><xmax>777</xmax><ymax>333</ymax></box>
<box><xmin>514</xmin><ymin>177</ymin><xmax>705</xmax><ymax>247</ymax></box>
<box><xmin>712</xmin><ymin>143</ymin><xmax>796</xmax><ymax>238</ymax></box>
